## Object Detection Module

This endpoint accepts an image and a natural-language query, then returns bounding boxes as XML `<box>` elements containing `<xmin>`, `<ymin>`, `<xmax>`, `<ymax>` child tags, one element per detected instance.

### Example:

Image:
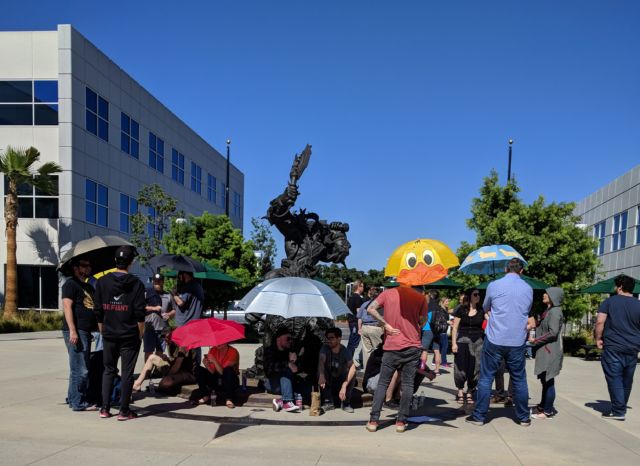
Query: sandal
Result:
<box><xmin>456</xmin><ymin>393</ymin><xmax>465</xmax><ymax>404</ymax></box>
<box><xmin>466</xmin><ymin>393</ymin><xmax>475</xmax><ymax>405</ymax></box>
<box><xmin>225</xmin><ymin>399</ymin><xmax>235</xmax><ymax>409</ymax></box>
<box><xmin>195</xmin><ymin>396</ymin><xmax>211</xmax><ymax>405</ymax></box>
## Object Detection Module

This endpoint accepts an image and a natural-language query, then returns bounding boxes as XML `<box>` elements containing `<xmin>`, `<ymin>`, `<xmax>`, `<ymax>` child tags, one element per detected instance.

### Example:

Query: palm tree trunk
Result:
<box><xmin>4</xmin><ymin>179</ymin><xmax>18</xmax><ymax>319</ymax></box>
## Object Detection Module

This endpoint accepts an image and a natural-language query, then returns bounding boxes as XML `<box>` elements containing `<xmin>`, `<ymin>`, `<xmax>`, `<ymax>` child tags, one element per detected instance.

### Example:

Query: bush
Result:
<box><xmin>0</xmin><ymin>309</ymin><xmax>64</xmax><ymax>333</ymax></box>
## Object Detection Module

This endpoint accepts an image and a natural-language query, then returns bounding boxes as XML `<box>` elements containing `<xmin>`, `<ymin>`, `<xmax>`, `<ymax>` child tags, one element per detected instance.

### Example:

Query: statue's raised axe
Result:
<box><xmin>288</xmin><ymin>144</ymin><xmax>312</xmax><ymax>188</ymax></box>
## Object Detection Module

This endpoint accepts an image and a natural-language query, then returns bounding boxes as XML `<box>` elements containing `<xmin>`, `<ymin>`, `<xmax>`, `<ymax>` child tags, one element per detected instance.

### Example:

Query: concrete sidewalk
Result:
<box><xmin>0</xmin><ymin>332</ymin><xmax>638</xmax><ymax>465</ymax></box>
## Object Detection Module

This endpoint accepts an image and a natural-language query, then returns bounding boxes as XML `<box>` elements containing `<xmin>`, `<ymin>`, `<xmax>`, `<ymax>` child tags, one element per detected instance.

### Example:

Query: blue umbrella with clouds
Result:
<box><xmin>459</xmin><ymin>245</ymin><xmax>528</xmax><ymax>275</ymax></box>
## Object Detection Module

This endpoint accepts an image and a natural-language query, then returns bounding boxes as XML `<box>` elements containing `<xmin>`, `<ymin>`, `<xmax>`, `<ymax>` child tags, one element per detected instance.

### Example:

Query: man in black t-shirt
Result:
<box><xmin>318</xmin><ymin>327</ymin><xmax>355</xmax><ymax>412</ymax></box>
<box><xmin>595</xmin><ymin>275</ymin><xmax>640</xmax><ymax>421</ymax></box>
<box><xmin>346</xmin><ymin>280</ymin><xmax>364</xmax><ymax>362</ymax></box>
<box><xmin>61</xmin><ymin>257</ymin><xmax>98</xmax><ymax>411</ymax></box>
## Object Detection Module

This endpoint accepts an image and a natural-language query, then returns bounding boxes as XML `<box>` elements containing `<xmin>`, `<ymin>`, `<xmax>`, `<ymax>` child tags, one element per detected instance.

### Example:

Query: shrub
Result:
<box><xmin>0</xmin><ymin>309</ymin><xmax>64</xmax><ymax>333</ymax></box>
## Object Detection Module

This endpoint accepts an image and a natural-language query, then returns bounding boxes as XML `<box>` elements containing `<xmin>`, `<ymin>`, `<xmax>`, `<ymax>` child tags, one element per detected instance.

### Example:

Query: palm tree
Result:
<box><xmin>0</xmin><ymin>146</ymin><xmax>61</xmax><ymax>319</ymax></box>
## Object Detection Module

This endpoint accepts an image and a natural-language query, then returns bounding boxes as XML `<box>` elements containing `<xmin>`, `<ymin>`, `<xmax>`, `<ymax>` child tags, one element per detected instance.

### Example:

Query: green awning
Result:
<box><xmin>383</xmin><ymin>277</ymin><xmax>463</xmax><ymax>289</ymax></box>
<box><xmin>579</xmin><ymin>276</ymin><xmax>640</xmax><ymax>294</ymax></box>
<box><xmin>163</xmin><ymin>263</ymin><xmax>239</xmax><ymax>284</ymax></box>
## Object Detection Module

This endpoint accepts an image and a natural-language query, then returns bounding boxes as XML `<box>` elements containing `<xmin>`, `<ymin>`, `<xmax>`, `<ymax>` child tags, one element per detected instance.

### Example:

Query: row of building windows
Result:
<box><xmin>3</xmin><ymin>176</ymin><xmax>59</xmax><ymax>219</ymax></box>
<box><xmin>592</xmin><ymin>206</ymin><xmax>640</xmax><ymax>256</ymax></box>
<box><xmin>0</xmin><ymin>80</ymin><xmax>58</xmax><ymax>125</ymax></box>
<box><xmin>84</xmin><ymin>86</ymin><xmax>237</xmax><ymax>210</ymax></box>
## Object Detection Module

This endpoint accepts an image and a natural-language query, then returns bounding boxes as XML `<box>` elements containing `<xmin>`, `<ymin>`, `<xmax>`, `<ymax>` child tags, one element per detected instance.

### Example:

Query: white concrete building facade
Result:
<box><xmin>0</xmin><ymin>25</ymin><xmax>244</xmax><ymax>310</ymax></box>
<box><xmin>574</xmin><ymin>164</ymin><xmax>640</xmax><ymax>280</ymax></box>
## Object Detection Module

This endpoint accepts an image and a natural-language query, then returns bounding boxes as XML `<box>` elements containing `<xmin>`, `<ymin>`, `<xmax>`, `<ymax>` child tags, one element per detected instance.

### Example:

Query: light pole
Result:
<box><xmin>507</xmin><ymin>138</ymin><xmax>513</xmax><ymax>182</ymax></box>
<box><xmin>225</xmin><ymin>139</ymin><xmax>230</xmax><ymax>216</ymax></box>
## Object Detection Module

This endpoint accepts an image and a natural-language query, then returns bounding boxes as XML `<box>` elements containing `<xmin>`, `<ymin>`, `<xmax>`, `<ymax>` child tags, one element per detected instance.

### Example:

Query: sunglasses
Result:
<box><xmin>471</xmin><ymin>292</ymin><xmax>480</xmax><ymax>297</ymax></box>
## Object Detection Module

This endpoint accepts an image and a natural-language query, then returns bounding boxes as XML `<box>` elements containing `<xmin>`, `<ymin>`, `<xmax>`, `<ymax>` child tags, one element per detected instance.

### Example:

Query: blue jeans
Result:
<box><xmin>63</xmin><ymin>329</ymin><xmax>92</xmax><ymax>410</ymax></box>
<box><xmin>347</xmin><ymin>320</ymin><xmax>361</xmax><ymax>360</ymax></box>
<box><xmin>267</xmin><ymin>368</ymin><xmax>295</xmax><ymax>402</ymax></box>
<box><xmin>601</xmin><ymin>348</ymin><xmax>637</xmax><ymax>416</ymax></box>
<box><xmin>538</xmin><ymin>373</ymin><xmax>555</xmax><ymax>414</ymax></box>
<box><xmin>473</xmin><ymin>339</ymin><xmax>529</xmax><ymax>423</ymax></box>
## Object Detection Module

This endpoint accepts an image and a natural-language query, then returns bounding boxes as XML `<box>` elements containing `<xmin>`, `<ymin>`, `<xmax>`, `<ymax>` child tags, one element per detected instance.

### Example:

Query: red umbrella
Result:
<box><xmin>171</xmin><ymin>318</ymin><xmax>245</xmax><ymax>350</ymax></box>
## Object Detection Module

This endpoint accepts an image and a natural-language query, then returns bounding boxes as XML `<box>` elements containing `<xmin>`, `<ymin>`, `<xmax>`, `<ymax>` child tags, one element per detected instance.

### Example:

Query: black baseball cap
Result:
<box><xmin>115</xmin><ymin>245</ymin><xmax>137</xmax><ymax>262</ymax></box>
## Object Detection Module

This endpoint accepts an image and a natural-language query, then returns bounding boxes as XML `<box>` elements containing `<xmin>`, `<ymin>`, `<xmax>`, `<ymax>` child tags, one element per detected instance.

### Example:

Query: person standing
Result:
<box><xmin>172</xmin><ymin>271</ymin><xmax>204</xmax><ymax>327</ymax></box>
<box><xmin>94</xmin><ymin>246</ymin><xmax>146</xmax><ymax>421</ymax></box>
<box><xmin>432</xmin><ymin>292</ymin><xmax>451</xmax><ymax>371</ymax></box>
<box><xmin>346</xmin><ymin>280</ymin><xmax>365</xmax><ymax>362</ymax></box>
<box><xmin>530</xmin><ymin>287</ymin><xmax>565</xmax><ymax>419</ymax></box>
<box><xmin>594</xmin><ymin>274</ymin><xmax>640</xmax><ymax>421</ymax></box>
<box><xmin>358</xmin><ymin>287</ymin><xmax>383</xmax><ymax>370</ymax></box>
<box><xmin>62</xmin><ymin>257</ymin><xmax>98</xmax><ymax>411</ymax></box>
<box><xmin>466</xmin><ymin>258</ymin><xmax>533</xmax><ymax>427</ymax></box>
<box><xmin>143</xmin><ymin>274</ymin><xmax>172</xmax><ymax>361</ymax></box>
<box><xmin>452</xmin><ymin>288</ymin><xmax>485</xmax><ymax>404</ymax></box>
<box><xmin>365</xmin><ymin>285</ymin><xmax>428</xmax><ymax>433</ymax></box>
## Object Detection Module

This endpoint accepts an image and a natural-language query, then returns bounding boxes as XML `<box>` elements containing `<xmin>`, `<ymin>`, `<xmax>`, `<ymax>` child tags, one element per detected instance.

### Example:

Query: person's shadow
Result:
<box><xmin>585</xmin><ymin>400</ymin><xmax>618</xmax><ymax>414</ymax></box>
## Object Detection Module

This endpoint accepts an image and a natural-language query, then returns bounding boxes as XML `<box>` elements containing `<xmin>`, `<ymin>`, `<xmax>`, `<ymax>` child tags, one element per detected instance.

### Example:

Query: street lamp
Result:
<box><xmin>507</xmin><ymin>138</ymin><xmax>513</xmax><ymax>182</ymax></box>
<box><xmin>225</xmin><ymin>139</ymin><xmax>231</xmax><ymax>217</ymax></box>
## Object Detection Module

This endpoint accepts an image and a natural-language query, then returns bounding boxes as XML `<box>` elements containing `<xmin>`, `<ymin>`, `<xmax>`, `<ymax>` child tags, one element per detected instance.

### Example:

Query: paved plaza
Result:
<box><xmin>0</xmin><ymin>331</ymin><xmax>638</xmax><ymax>466</ymax></box>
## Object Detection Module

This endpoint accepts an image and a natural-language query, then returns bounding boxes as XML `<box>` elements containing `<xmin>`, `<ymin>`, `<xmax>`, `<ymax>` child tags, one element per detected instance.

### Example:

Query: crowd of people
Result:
<box><xmin>61</xmin><ymin>249</ymin><xmax>639</xmax><ymax>429</ymax></box>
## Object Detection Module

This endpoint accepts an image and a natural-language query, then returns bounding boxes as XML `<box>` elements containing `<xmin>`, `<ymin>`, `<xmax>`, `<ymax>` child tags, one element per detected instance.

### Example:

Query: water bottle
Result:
<box><xmin>529</xmin><ymin>329</ymin><xmax>536</xmax><ymax>340</ymax></box>
<box><xmin>210</xmin><ymin>391</ymin><xmax>217</xmax><ymax>407</ymax></box>
<box><xmin>295</xmin><ymin>393</ymin><xmax>303</xmax><ymax>410</ymax></box>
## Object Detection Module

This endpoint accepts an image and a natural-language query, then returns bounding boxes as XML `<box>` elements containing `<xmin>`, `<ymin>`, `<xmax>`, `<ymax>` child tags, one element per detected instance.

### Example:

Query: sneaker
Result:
<box><xmin>283</xmin><ymin>401</ymin><xmax>300</xmax><ymax>412</ymax></box>
<box><xmin>531</xmin><ymin>412</ymin><xmax>553</xmax><ymax>420</ymax></box>
<box><xmin>465</xmin><ymin>415</ymin><xmax>484</xmax><ymax>426</ymax></box>
<box><xmin>366</xmin><ymin>421</ymin><xmax>378</xmax><ymax>432</ymax></box>
<box><xmin>321</xmin><ymin>402</ymin><xmax>335</xmax><ymax>412</ymax></box>
<box><xmin>117</xmin><ymin>410</ymin><xmax>138</xmax><ymax>421</ymax></box>
<box><xmin>517</xmin><ymin>419</ymin><xmax>531</xmax><ymax>427</ymax></box>
<box><xmin>504</xmin><ymin>397</ymin><xmax>514</xmax><ymax>407</ymax></box>
<box><xmin>272</xmin><ymin>398</ymin><xmax>283</xmax><ymax>412</ymax></box>
<box><xmin>99</xmin><ymin>408</ymin><xmax>112</xmax><ymax>419</ymax></box>
<box><xmin>395</xmin><ymin>421</ymin><xmax>407</xmax><ymax>433</ymax></box>
<box><xmin>384</xmin><ymin>400</ymin><xmax>400</xmax><ymax>410</ymax></box>
<box><xmin>442</xmin><ymin>363</ymin><xmax>452</xmax><ymax>368</ymax></box>
<box><xmin>341</xmin><ymin>403</ymin><xmax>354</xmax><ymax>413</ymax></box>
<box><xmin>601</xmin><ymin>412</ymin><xmax>625</xmax><ymax>421</ymax></box>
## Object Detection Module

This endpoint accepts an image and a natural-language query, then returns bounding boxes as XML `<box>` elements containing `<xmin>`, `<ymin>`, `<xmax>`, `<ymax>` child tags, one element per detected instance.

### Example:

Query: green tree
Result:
<box><xmin>316</xmin><ymin>265</ymin><xmax>385</xmax><ymax>297</ymax></box>
<box><xmin>162</xmin><ymin>212</ymin><xmax>260</xmax><ymax>309</ymax></box>
<box><xmin>130</xmin><ymin>184</ymin><xmax>182</xmax><ymax>265</ymax></box>
<box><xmin>250</xmin><ymin>217</ymin><xmax>277</xmax><ymax>278</ymax></box>
<box><xmin>453</xmin><ymin>170</ymin><xmax>599</xmax><ymax>322</ymax></box>
<box><xmin>0</xmin><ymin>146</ymin><xmax>61</xmax><ymax>318</ymax></box>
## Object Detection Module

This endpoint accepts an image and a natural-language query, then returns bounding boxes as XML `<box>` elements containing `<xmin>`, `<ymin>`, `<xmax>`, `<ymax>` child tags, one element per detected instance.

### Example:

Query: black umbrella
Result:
<box><xmin>58</xmin><ymin>235</ymin><xmax>134</xmax><ymax>276</ymax></box>
<box><xmin>148</xmin><ymin>254</ymin><xmax>206</xmax><ymax>274</ymax></box>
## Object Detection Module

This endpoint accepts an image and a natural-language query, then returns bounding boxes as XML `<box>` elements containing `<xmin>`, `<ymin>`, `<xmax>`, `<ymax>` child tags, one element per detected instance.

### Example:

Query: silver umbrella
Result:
<box><xmin>58</xmin><ymin>235</ymin><xmax>134</xmax><ymax>276</ymax></box>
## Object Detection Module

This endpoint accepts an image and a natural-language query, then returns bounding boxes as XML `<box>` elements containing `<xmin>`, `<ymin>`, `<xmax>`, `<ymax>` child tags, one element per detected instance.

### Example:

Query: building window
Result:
<box><xmin>207</xmin><ymin>174</ymin><xmax>216</xmax><ymax>203</ymax></box>
<box><xmin>85</xmin><ymin>87</ymin><xmax>108</xmax><ymax>141</ymax></box>
<box><xmin>637</xmin><ymin>206</ymin><xmax>640</xmax><ymax>245</ymax></box>
<box><xmin>14</xmin><ymin>265</ymin><xmax>58</xmax><ymax>310</ymax></box>
<box><xmin>0</xmin><ymin>80</ymin><xmax>58</xmax><ymax>125</ymax></box>
<box><xmin>233</xmin><ymin>191</ymin><xmax>241</xmax><ymax>217</ymax></box>
<box><xmin>85</xmin><ymin>179</ymin><xmax>108</xmax><ymax>227</ymax></box>
<box><xmin>119</xmin><ymin>193</ymin><xmax>138</xmax><ymax>234</ymax></box>
<box><xmin>171</xmin><ymin>149</ymin><xmax>185</xmax><ymax>185</ymax></box>
<box><xmin>593</xmin><ymin>221</ymin><xmax>606</xmax><ymax>256</ymax></box>
<box><xmin>120</xmin><ymin>113</ymin><xmax>139</xmax><ymax>159</ymax></box>
<box><xmin>612</xmin><ymin>212</ymin><xmax>628</xmax><ymax>251</ymax></box>
<box><xmin>149</xmin><ymin>132</ymin><xmax>164</xmax><ymax>173</ymax></box>
<box><xmin>4</xmin><ymin>175</ymin><xmax>59</xmax><ymax>218</ymax></box>
<box><xmin>190</xmin><ymin>162</ymin><xmax>202</xmax><ymax>194</ymax></box>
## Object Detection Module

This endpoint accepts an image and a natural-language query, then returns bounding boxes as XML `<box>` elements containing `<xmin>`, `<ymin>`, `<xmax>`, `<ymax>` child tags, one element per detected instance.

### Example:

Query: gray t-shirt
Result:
<box><xmin>320</xmin><ymin>344</ymin><xmax>352</xmax><ymax>378</ymax></box>
<box><xmin>145</xmin><ymin>290</ymin><xmax>172</xmax><ymax>331</ymax></box>
<box><xmin>175</xmin><ymin>280</ymin><xmax>205</xmax><ymax>327</ymax></box>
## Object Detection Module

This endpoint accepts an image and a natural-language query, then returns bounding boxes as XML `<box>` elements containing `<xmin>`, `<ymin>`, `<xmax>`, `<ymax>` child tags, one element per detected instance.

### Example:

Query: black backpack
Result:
<box><xmin>430</xmin><ymin>308</ymin><xmax>449</xmax><ymax>334</ymax></box>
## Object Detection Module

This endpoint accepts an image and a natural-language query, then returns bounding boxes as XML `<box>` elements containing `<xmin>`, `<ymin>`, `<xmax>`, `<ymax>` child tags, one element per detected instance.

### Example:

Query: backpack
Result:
<box><xmin>430</xmin><ymin>308</ymin><xmax>449</xmax><ymax>335</ymax></box>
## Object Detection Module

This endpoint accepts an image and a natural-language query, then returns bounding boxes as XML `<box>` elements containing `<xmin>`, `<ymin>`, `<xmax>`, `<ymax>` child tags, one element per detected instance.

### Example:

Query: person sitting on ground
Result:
<box><xmin>318</xmin><ymin>327</ymin><xmax>355</xmax><ymax>413</ymax></box>
<box><xmin>195</xmin><ymin>343</ymin><xmax>240</xmax><ymax>408</ymax></box>
<box><xmin>132</xmin><ymin>331</ymin><xmax>197</xmax><ymax>394</ymax></box>
<box><xmin>264</xmin><ymin>327</ymin><xmax>300</xmax><ymax>413</ymax></box>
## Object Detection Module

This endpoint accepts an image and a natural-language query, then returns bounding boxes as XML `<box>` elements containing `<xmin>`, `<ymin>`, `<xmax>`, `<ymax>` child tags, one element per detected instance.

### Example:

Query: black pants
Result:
<box><xmin>195</xmin><ymin>366</ymin><xmax>239</xmax><ymax>401</ymax></box>
<box><xmin>102</xmin><ymin>337</ymin><xmax>141</xmax><ymax>413</ymax></box>
<box><xmin>453</xmin><ymin>336</ymin><xmax>483</xmax><ymax>392</ymax></box>
<box><xmin>494</xmin><ymin>359</ymin><xmax>514</xmax><ymax>397</ymax></box>
<box><xmin>321</xmin><ymin>371</ymin><xmax>355</xmax><ymax>406</ymax></box>
<box><xmin>369</xmin><ymin>347</ymin><xmax>421</xmax><ymax>422</ymax></box>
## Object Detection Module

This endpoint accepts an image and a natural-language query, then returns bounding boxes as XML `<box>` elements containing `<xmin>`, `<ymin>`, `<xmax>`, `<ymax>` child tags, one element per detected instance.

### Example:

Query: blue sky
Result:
<box><xmin>3</xmin><ymin>1</ymin><xmax>639</xmax><ymax>271</ymax></box>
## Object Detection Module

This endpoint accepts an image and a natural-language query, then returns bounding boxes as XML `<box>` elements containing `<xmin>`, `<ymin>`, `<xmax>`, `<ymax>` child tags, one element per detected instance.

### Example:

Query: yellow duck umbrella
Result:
<box><xmin>385</xmin><ymin>239</ymin><xmax>460</xmax><ymax>286</ymax></box>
